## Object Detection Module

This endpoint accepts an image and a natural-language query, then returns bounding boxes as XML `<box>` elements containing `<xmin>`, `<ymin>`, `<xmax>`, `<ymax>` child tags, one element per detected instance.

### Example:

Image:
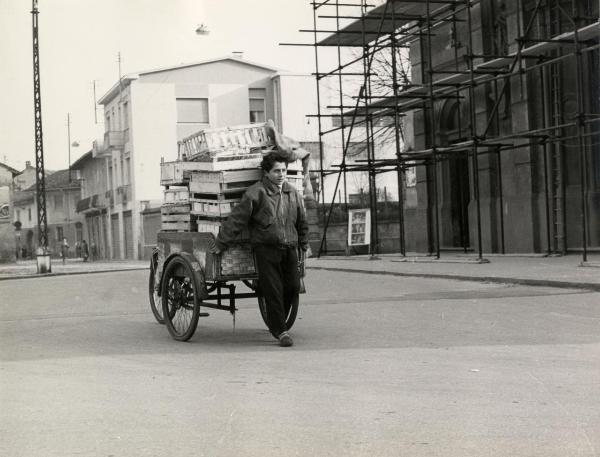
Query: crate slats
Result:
<box><xmin>161</xmin><ymin>203</ymin><xmax>191</xmax><ymax>215</ymax></box>
<box><xmin>161</xmin><ymin>220</ymin><xmax>194</xmax><ymax>232</ymax></box>
<box><xmin>163</xmin><ymin>187</ymin><xmax>190</xmax><ymax>204</ymax></box>
<box><xmin>189</xmin><ymin>169</ymin><xmax>262</xmax><ymax>194</ymax></box>
<box><xmin>190</xmin><ymin>198</ymin><xmax>240</xmax><ymax>217</ymax></box>
<box><xmin>178</xmin><ymin>123</ymin><xmax>273</xmax><ymax>161</ymax></box>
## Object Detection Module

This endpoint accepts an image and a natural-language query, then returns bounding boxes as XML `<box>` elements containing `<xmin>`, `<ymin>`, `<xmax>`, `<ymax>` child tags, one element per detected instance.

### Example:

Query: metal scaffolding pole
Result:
<box><xmin>303</xmin><ymin>0</ymin><xmax>597</xmax><ymax>258</ymax></box>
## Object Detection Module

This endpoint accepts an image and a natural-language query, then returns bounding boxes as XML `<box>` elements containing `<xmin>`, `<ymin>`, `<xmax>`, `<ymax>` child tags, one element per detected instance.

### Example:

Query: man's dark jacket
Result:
<box><xmin>215</xmin><ymin>177</ymin><xmax>309</xmax><ymax>251</ymax></box>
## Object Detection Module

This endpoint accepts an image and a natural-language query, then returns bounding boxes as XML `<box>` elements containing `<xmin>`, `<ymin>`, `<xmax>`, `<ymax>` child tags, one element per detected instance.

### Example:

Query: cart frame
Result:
<box><xmin>149</xmin><ymin>231</ymin><xmax>303</xmax><ymax>341</ymax></box>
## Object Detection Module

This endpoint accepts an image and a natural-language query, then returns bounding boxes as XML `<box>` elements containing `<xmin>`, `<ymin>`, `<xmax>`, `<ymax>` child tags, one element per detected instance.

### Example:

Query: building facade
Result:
<box><xmin>76</xmin><ymin>56</ymin><xmax>318</xmax><ymax>260</ymax></box>
<box><xmin>309</xmin><ymin>0</ymin><xmax>599</xmax><ymax>256</ymax></box>
<box><xmin>0</xmin><ymin>162</ymin><xmax>19</xmax><ymax>261</ymax></box>
<box><xmin>12</xmin><ymin>169</ymin><xmax>83</xmax><ymax>258</ymax></box>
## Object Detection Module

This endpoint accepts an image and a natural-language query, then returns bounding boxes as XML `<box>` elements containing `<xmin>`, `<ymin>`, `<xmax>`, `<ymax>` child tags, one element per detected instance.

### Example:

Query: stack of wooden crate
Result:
<box><xmin>159</xmin><ymin>123</ymin><xmax>303</xmax><ymax>236</ymax></box>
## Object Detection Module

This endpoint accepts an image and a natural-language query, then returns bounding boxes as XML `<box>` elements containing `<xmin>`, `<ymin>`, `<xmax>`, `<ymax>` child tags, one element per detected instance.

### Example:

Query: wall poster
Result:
<box><xmin>348</xmin><ymin>208</ymin><xmax>371</xmax><ymax>246</ymax></box>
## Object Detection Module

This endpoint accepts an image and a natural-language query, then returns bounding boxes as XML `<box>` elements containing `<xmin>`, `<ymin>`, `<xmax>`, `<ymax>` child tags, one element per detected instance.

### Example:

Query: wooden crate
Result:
<box><xmin>189</xmin><ymin>169</ymin><xmax>262</xmax><ymax>194</ymax></box>
<box><xmin>196</xmin><ymin>218</ymin><xmax>222</xmax><ymax>236</ymax></box>
<box><xmin>189</xmin><ymin>153</ymin><xmax>263</xmax><ymax>170</ymax></box>
<box><xmin>178</xmin><ymin>123</ymin><xmax>273</xmax><ymax>161</ymax></box>
<box><xmin>286</xmin><ymin>175</ymin><xmax>304</xmax><ymax>194</ymax></box>
<box><xmin>190</xmin><ymin>197</ymin><xmax>240</xmax><ymax>217</ymax></box>
<box><xmin>163</xmin><ymin>187</ymin><xmax>190</xmax><ymax>204</ymax></box>
<box><xmin>161</xmin><ymin>204</ymin><xmax>194</xmax><ymax>232</ymax></box>
<box><xmin>161</xmin><ymin>160</ymin><xmax>211</xmax><ymax>186</ymax></box>
<box><xmin>286</xmin><ymin>160</ymin><xmax>303</xmax><ymax>173</ymax></box>
<box><xmin>195</xmin><ymin>216</ymin><xmax>250</xmax><ymax>240</ymax></box>
<box><xmin>161</xmin><ymin>157</ymin><xmax>265</xmax><ymax>186</ymax></box>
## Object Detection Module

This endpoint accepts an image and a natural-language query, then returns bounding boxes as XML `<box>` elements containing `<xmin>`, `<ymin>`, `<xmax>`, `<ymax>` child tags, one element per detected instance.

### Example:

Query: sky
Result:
<box><xmin>0</xmin><ymin>0</ymin><xmax>327</xmax><ymax>172</ymax></box>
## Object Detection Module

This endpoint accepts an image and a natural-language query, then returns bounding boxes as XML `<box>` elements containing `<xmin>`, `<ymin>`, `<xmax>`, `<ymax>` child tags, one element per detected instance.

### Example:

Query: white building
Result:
<box><xmin>75</xmin><ymin>55</ymin><xmax>319</xmax><ymax>260</ymax></box>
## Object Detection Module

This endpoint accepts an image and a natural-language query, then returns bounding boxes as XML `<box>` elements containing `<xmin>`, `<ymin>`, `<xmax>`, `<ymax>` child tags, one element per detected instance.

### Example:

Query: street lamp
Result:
<box><xmin>195</xmin><ymin>23</ymin><xmax>209</xmax><ymax>35</ymax></box>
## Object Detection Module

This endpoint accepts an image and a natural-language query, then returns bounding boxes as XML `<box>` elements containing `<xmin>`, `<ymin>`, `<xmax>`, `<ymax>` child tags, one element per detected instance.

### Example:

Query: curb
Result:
<box><xmin>0</xmin><ymin>267</ymin><xmax>149</xmax><ymax>282</ymax></box>
<box><xmin>307</xmin><ymin>266</ymin><xmax>600</xmax><ymax>292</ymax></box>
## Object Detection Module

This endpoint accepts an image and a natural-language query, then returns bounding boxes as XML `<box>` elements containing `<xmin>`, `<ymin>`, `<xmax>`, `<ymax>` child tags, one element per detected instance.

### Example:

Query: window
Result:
<box><xmin>56</xmin><ymin>226</ymin><xmax>63</xmax><ymax>241</ymax></box>
<box><xmin>125</xmin><ymin>157</ymin><xmax>131</xmax><ymax>185</ymax></box>
<box><xmin>28</xmin><ymin>208</ymin><xmax>31</xmax><ymax>222</ymax></box>
<box><xmin>54</xmin><ymin>193</ymin><xmax>63</xmax><ymax>211</ymax></box>
<box><xmin>176</xmin><ymin>98</ymin><xmax>209</xmax><ymax>124</ymax></box>
<box><xmin>249</xmin><ymin>88</ymin><xmax>266</xmax><ymax>123</ymax></box>
<box><xmin>123</xmin><ymin>102</ymin><xmax>129</xmax><ymax>130</ymax></box>
<box><xmin>120</xmin><ymin>157</ymin><xmax>124</xmax><ymax>187</ymax></box>
<box><xmin>16</xmin><ymin>209</ymin><xmax>20</xmax><ymax>221</ymax></box>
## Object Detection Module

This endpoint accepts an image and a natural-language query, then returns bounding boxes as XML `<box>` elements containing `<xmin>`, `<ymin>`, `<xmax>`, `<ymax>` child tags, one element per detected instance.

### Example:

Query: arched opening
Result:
<box><xmin>439</xmin><ymin>101</ymin><xmax>470</xmax><ymax>250</ymax></box>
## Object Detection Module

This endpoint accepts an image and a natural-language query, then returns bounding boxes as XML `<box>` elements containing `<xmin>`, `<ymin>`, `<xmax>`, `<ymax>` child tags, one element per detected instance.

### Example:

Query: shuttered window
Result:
<box><xmin>249</xmin><ymin>88</ymin><xmax>266</xmax><ymax>123</ymax></box>
<box><xmin>176</xmin><ymin>98</ymin><xmax>209</xmax><ymax>124</ymax></box>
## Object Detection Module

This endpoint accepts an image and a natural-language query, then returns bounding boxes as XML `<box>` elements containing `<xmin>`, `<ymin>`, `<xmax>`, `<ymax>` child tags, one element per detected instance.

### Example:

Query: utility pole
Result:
<box><xmin>117</xmin><ymin>52</ymin><xmax>123</xmax><ymax>100</ymax></box>
<box><xmin>93</xmin><ymin>80</ymin><xmax>98</xmax><ymax>124</ymax></box>
<box><xmin>31</xmin><ymin>0</ymin><xmax>50</xmax><ymax>273</ymax></box>
<box><xmin>67</xmin><ymin>113</ymin><xmax>71</xmax><ymax>181</ymax></box>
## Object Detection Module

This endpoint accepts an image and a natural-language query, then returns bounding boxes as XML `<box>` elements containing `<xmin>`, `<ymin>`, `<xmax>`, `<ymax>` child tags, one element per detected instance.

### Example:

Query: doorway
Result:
<box><xmin>447</xmin><ymin>151</ymin><xmax>470</xmax><ymax>249</ymax></box>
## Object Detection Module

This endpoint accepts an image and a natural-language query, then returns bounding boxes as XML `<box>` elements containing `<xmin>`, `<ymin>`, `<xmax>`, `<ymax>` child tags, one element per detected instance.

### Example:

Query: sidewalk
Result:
<box><xmin>307</xmin><ymin>253</ymin><xmax>600</xmax><ymax>291</ymax></box>
<box><xmin>0</xmin><ymin>258</ymin><xmax>148</xmax><ymax>280</ymax></box>
<box><xmin>0</xmin><ymin>253</ymin><xmax>598</xmax><ymax>291</ymax></box>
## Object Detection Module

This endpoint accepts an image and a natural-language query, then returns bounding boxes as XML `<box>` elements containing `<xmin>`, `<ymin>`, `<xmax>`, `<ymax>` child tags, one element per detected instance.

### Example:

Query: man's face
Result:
<box><xmin>265</xmin><ymin>161</ymin><xmax>287</xmax><ymax>186</ymax></box>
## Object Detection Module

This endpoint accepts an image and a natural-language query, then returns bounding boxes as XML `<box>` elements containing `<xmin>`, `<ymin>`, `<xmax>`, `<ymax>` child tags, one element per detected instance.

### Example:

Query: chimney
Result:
<box><xmin>232</xmin><ymin>51</ymin><xmax>244</xmax><ymax>59</ymax></box>
<box><xmin>26</xmin><ymin>161</ymin><xmax>31</xmax><ymax>168</ymax></box>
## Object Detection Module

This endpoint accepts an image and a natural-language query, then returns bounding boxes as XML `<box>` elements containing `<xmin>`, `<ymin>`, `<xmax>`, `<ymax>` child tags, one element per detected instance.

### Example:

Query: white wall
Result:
<box><xmin>209</xmin><ymin>84</ymin><xmax>251</xmax><ymax>128</ymax></box>
<box><xmin>130</xmin><ymin>82</ymin><xmax>177</xmax><ymax>202</ymax></box>
<box><xmin>273</xmin><ymin>74</ymin><xmax>319</xmax><ymax>142</ymax></box>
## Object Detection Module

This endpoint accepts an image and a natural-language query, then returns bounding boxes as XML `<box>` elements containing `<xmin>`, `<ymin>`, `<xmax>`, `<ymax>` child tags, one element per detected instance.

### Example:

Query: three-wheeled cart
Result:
<box><xmin>148</xmin><ymin>231</ymin><xmax>304</xmax><ymax>341</ymax></box>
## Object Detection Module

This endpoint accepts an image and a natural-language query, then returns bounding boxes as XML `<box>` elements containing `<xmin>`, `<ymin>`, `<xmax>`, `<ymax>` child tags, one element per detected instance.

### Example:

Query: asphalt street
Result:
<box><xmin>1</xmin><ymin>270</ymin><xmax>599</xmax><ymax>457</ymax></box>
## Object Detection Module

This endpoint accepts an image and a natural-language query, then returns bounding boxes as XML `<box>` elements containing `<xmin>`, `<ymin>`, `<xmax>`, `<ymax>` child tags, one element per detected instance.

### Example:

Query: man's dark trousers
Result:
<box><xmin>254</xmin><ymin>245</ymin><xmax>300</xmax><ymax>337</ymax></box>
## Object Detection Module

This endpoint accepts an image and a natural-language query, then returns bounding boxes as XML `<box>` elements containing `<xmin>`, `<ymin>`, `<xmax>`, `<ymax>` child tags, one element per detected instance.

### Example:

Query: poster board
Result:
<box><xmin>348</xmin><ymin>209</ymin><xmax>371</xmax><ymax>246</ymax></box>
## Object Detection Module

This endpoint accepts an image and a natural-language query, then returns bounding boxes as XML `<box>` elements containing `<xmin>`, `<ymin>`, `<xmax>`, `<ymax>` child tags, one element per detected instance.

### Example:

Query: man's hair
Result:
<box><xmin>261</xmin><ymin>152</ymin><xmax>289</xmax><ymax>172</ymax></box>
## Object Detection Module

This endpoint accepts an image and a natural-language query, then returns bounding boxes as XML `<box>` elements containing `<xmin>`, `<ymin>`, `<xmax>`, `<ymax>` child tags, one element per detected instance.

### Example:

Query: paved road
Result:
<box><xmin>1</xmin><ymin>270</ymin><xmax>599</xmax><ymax>457</ymax></box>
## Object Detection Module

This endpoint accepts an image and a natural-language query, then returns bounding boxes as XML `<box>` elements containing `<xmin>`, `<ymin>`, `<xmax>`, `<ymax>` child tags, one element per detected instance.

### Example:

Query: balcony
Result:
<box><xmin>76</xmin><ymin>194</ymin><xmax>106</xmax><ymax>214</ymax></box>
<box><xmin>92</xmin><ymin>131</ymin><xmax>125</xmax><ymax>158</ymax></box>
<box><xmin>117</xmin><ymin>184</ymin><xmax>131</xmax><ymax>205</ymax></box>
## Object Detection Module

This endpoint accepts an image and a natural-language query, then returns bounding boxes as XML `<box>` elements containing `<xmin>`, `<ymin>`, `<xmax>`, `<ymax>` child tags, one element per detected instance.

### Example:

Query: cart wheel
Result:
<box><xmin>148</xmin><ymin>253</ymin><xmax>164</xmax><ymax>324</ymax></box>
<box><xmin>161</xmin><ymin>255</ymin><xmax>201</xmax><ymax>341</ymax></box>
<box><xmin>257</xmin><ymin>293</ymin><xmax>299</xmax><ymax>336</ymax></box>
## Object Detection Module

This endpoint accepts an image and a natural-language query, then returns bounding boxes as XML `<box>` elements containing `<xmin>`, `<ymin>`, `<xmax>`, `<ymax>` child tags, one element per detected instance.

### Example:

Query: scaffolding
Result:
<box><xmin>292</xmin><ymin>0</ymin><xmax>599</xmax><ymax>262</ymax></box>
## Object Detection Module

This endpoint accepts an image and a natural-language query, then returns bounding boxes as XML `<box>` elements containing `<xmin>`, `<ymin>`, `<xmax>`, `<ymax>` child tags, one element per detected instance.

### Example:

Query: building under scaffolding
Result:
<box><xmin>302</xmin><ymin>0</ymin><xmax>599</xmax><ymax>261</ymax></box>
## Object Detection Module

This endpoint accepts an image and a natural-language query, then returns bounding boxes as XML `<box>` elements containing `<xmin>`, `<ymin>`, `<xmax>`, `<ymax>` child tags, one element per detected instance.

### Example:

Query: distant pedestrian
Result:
<box><xmin>60</xmin><ymin>237</ymin><xmax>69</xmax><ymax>264</ymax></box>
<box><xmin>81</xmin><ymin>240</ymin><xmax>89</xmax><ymax>262</ymax></box>
<box><xmin>90</xmin><ymin>242</ymin><xmax>97</xmax><ymax>261</ymax></box>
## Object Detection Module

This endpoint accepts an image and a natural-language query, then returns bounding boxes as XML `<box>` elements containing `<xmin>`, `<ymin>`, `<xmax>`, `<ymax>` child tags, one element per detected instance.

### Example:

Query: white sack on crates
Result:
<box><xmin>265</xmin><ymin>119</ymin><xmax>314</xmax><ymax>203</ymax></box>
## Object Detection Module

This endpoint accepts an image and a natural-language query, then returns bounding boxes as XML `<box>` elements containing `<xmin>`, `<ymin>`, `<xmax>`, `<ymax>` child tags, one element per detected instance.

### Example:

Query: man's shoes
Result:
<box><xmin>278</xmin><ymin>331</ymin><xmax>293</xmax><ymax>347</ymax></box>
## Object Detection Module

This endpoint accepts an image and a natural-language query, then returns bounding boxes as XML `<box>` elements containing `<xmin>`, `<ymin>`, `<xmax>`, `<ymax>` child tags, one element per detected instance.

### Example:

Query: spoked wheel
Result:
<box><xmin>257</xmin><ymin>291</ymin><xmax>299</xmax><ymax>336</ymax></box>
<box><xmin>148</xmin><ymin>253</ymin><xmax>164</xmax><ymax>324</ymax></box>
<box><xmin>161</xmin><ymin>255</ymin><xmax>201</xmax><ymax>341</ymax></box>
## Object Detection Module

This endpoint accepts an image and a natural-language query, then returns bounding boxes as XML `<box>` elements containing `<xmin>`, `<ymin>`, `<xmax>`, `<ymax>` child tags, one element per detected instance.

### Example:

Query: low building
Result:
<box><xmin>12</xmin><ymin>169</ymin><xmax>83</xmax><ymax>258</ymax></box>
<box><xmin>0</xmin><ymin>162</ymin><xmax>20</xmax><ymax>261</ymax></box>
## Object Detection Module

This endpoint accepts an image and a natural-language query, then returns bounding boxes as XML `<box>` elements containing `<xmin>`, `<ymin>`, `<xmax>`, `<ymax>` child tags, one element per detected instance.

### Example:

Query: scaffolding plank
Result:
<box><xmin>317</xmin><ymin>0</ymin><xmax>467</xmax><ymax>47</ymax></box>
<box><xmin>477</xmin><ymin>21</ymin><xmax>600</xmax><ymax>70</ymax></box>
